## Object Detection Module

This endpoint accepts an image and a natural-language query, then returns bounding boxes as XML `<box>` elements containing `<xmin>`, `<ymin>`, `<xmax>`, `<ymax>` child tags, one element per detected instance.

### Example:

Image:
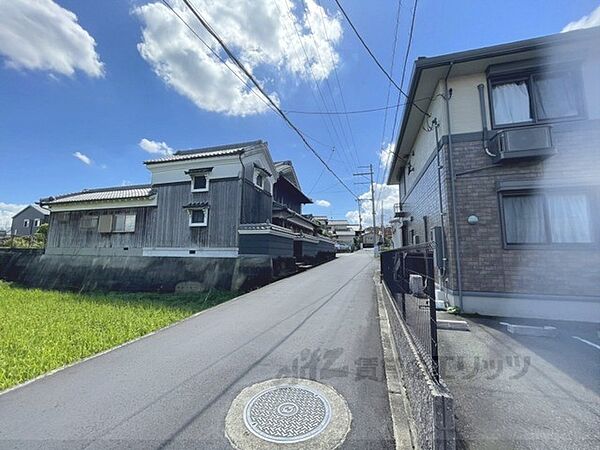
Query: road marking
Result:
<box><xmin>572</xmin><ymin>336</ymin><xmax>600</xmax><ymax>350</ymax></box>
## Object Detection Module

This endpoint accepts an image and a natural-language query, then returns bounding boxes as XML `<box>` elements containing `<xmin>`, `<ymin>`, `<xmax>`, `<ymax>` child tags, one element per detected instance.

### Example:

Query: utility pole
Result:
<box><xmin>380</xmin><ymin>199</ymin><xmax>384</xmax><ymax>246</ymax></box>
<box><xmin>357</xmin><ymin>199</ymin><xmax>363</xmax><ymax>232</ymax></box>
<box><xmin>354</xmin><ymin>164</ymin><xmax>377</xmax><ymax>255</ymax></box>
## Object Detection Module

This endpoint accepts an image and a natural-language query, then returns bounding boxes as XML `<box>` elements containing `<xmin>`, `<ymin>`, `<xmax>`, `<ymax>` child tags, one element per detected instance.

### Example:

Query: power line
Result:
<box><xmin>277</xmin><ymin>0</ymin><xmax>357</xmax><ymax>178</ymax></box>
<box><xmin>159</xmin><ymin>0</ymin><xmax>275</xmax><ymax>115</ymax></box>
<box><xmin>285</xmin><ymin>94</ymin><xmax>437</xmax><ymax>115</ymax></box>
<box><xmin>313</xmin><ymin>0</ymin><xmax>362</xmax><ymax>168</ymax></box>
<box><xmin>177</xmin><ymin>0</ymin><xmax>358</xmax><ymax>199</ymax></box>
<box><xmin>333</xmin><ymin>0</ymin><xmax>429</xmax><ymax>117</ymax></box>
<box><xmin>378</xmin><ymin>0</ymin><xmax>421</xmax><ymax>204</ymax></box>
<box><xmin>375</xmin><ymin>0</ymin><xmax>404</xmax><ymax>201</ymax></box>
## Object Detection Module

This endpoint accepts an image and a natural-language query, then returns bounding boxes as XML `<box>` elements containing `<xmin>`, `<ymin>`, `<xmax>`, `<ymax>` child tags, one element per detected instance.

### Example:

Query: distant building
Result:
<box><xmin>327</xmin><ymin>219</ymin><xmax>357</xmax><ymax>246</ymax></box>
<box><xmin>11</xmin><ymin>204</ymin><xmax>49</xmax><ymax>236</ymax></box>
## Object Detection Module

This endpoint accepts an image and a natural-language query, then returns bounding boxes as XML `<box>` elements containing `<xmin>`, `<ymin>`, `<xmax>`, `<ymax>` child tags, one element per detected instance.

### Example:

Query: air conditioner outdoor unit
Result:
<box><xmin>489</xmin><ymin>125</ymin><xmax>556</xmax><ymax>163</ymax></box>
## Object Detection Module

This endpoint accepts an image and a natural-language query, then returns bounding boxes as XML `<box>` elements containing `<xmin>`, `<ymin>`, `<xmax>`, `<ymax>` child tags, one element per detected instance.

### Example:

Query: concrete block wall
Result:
<box><xmin>0</xmin><ymin>249</ymin><xmax>273</xmax><ymax>292</ymax></box>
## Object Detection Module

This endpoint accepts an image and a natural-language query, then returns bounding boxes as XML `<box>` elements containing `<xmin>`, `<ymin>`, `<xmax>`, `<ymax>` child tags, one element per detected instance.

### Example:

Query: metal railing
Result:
<box><xmin>380</xmin><ymin>242</ymin><xmax>439</xmax><ymax>380</ymax></box>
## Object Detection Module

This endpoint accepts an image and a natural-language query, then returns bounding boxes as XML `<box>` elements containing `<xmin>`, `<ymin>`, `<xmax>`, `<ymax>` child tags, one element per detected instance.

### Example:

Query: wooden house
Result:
<box><xmin>21</xmin><ymin>141</ymin><xmax>335</xmax><ymax>291</ymax></box>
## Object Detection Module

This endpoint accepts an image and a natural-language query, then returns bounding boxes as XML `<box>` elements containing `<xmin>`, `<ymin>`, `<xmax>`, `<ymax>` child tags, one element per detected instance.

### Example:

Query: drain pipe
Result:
<box><xmin>443</xmin><ymin>63</ymin><xmax>463</xmax><ymax>309</ymax></box>
<box><xmin>433</xmin><ymin>118</ymin><xmax>446</xmax><ymax>276</ymax></box>
<box><xmin>477</xmin><ymin>83</ymin><xmax>496</xmax><ymax>158</ymax></box>
<box><xmin>238</xmin><ymin>152</ymin><xmax>246</xmax><ymax>224</ymax></box>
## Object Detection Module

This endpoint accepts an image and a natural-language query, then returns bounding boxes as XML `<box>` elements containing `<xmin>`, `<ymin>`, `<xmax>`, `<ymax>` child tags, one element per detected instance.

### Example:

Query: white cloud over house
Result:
<box><xmin>315</xmin><ymin>199</ymin><xmax>331</xmax><ymax>207</ymax></box>
<box><xmin>73</xmin><ymin>151</ymin><xmax>92</xmax><ymax>165</ymax></box>
<box><xmin>139</xmin><ymin>138</ymin><xmax>174</xmax><ymax>155</ymax></box>
<box><xmin>0</xmin><ymin>202</ymin><xmax>27</xmax><ymax>231</ymax></box>
<box><xmin>0</xmin><ymin>0</ymin><xmax>104</xmax><ymax>77</ymax></box>
<box><xmin>378</xmin><ymin>142</ymin><xmax>394</xmax><ymax>173</ymax></box>
<box><xmin>562</xmin><ymin>5</ymin><xmax>600</xmax><ymax>32</ymax></box>
<box><xmin>133</xmin><ymin>0</ymin><xmax>342</xmax><ymax>116</ymax></box>
<box><xmin>345</xmin><ymin>183</ymin><xmax>399</xmax><ymax>228</ymax></box>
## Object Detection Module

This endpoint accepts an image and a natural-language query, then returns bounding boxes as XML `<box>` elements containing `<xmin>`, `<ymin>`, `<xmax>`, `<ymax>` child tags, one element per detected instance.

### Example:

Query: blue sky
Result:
<box><xmin>1</xmin><ymin>0</ymin><xmax>598</xmax><ymax>229</ymax></box>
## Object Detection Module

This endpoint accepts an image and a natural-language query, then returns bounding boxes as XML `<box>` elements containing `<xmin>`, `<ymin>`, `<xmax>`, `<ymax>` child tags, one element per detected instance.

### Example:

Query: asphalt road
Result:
<box><xmin>438</xmin><ymin>312</ymin><xmax>600</xmax><ymax>449</ymax></box>
<box><xmin>0</xmin><ymin>251</ymin><xmax>395</xmax><ymax>449</ymax></box>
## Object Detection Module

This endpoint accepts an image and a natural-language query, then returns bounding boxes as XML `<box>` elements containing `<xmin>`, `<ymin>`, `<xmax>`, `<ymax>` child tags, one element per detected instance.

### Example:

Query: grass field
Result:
<box><xmin>0</xmin><ymin>281</ymin><xmax>236</xmax><ymax>391</ymax></box>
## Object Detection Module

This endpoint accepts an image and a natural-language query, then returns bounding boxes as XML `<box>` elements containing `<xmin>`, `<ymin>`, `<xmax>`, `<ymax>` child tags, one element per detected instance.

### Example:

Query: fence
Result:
<box><xmin>380</xmin><ymin>242</ymin><xmax>439</xmax><ymax>380</ymax></box>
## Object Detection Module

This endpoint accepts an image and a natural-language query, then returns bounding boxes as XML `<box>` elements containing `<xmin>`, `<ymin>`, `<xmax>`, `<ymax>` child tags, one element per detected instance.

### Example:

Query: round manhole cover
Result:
<box><xmin>243</xmin><ymin>385</ymin><xmax>332</xmax><ymax>443</ymax></box>
<box><xmin>225</xmin><ymin>378</ymin><xmax>351</xmax><ymax>450</ymax></box>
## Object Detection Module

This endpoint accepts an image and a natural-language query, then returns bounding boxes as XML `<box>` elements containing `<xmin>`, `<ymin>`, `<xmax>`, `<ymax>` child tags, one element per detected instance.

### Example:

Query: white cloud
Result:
<box><xmin>139</xmin><ymin>138</ymin><xmax>174</xmax><ymax>155</ymax></box>
<box><xmin>378</xmin><ymin>142</ymin><xmax>395</xmax><ymax>173</ymax></box>
<box><xmin>0</xmin><ymin>0</ymin><xmax>104</xmax><ymax>77</ymax></box>
<box><xmin>345</xmin><ymin>183</ymin><xmax>398</xmax><ymax>228</ymax></box>
<box><xmin>73</xmin><ymin>151</ymin><xmax>92</xmax><ymax>165</ymax></box>
<box><xmin>562</xmin><ymin>5</ymin><xmax>600</xmax><ymax>32</ymax></box>
<box><xmin>133</xmin><ymin>0</ymin><xmax>342</xmax><ymax>116</ymax></box>
<box><xmin>0</xmin><ymin>202</ymin><xmax>27</xmax><ymax>231</ymax></box>
<box><xmin>315</xmin><ymin>199</ymin><xmax>331</xmax><ymax>207</ymax></box>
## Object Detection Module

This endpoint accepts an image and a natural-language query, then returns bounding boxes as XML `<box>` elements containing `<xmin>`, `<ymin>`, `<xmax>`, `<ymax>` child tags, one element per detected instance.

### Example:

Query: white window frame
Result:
<box><xmin>189</xmin><ymin>208</ymin><xmax>209</xmax><ymax>227</ymax></box>
<box><xmin>254</xmin><ymin>171</ymin><xmax>264</xmax><ymax>189</ymax></box>
<box><xmin>23</xmin><ymin>219</ymin><xmax>30</xmax><ymax>228</ymax></box>
<box><xmin>33</xmin><ymin>218</ymin><xmax>41</xmax><ymax>227</ymax></box>
<box><xmin>191</xmin><ymin>174</ymin><xmax>210</xmax><ymax>193</ymax></box>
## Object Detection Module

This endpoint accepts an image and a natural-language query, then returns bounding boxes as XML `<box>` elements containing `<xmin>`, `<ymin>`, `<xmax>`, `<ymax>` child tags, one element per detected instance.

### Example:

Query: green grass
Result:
<box><xmin>0</xmin><ymin>281</ymin><xmax>236</xmax><ymax>391</ymax></box>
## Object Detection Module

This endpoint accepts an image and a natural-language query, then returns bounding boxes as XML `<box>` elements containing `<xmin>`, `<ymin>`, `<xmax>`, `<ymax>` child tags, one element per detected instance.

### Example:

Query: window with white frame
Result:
<box><xmin>191</xmin><ymin>174</ymin><xmax>209</xmax><ymax>192</ymax></box>
<box><xmin>23</xmin><ymin>219</ymin><xmax>30</xmax><ymax>228</ymax></box>
<box><xmin>189</xmin><ymin>208</ymin><xmax>208</xmax><ymax>227</ymax></box>
<box><xmin>33</xmin><ymin>219</ymin><xmax>41</xmax><ymax>227</ymax></box>
<box><xmin>501</xmin><ymin>191</ymin><xmax>594</xmax><ymax>245</ymax></box>
<box><xmin>255</xmin><ymin>173</ymin><xmax>264</xmax><ymax>189</ymax></box>
<box><xmin>113</xmin><ymin>214</ymin><xmax>136</xmax><ymax>233</ymax></box>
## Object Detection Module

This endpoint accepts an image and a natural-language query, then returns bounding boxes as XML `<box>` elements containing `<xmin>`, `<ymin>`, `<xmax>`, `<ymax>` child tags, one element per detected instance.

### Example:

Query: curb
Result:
<box><xmin>374</xmin><ymin>273</ymin><xmax>419</xmax><ymax>450</ymax></box>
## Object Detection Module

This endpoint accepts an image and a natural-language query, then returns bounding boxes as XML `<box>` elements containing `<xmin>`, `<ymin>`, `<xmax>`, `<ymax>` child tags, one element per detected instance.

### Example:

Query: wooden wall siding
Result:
<box><xmin>241</xmin><ymin>179</ymin><xmax>273</xmax><ymax>224</ymax></box>
<box><xmin>46</xmin><ymin>208</ymin><xmax>151</xmax><ymax>250</ymax></box>
<box><xmin>144</xmin><ymin>179</ymin><xmax>241</xmax><ymax>248</ymax></box>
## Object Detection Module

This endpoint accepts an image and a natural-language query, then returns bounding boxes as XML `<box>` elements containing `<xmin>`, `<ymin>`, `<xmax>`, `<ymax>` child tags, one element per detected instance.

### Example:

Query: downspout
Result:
<box><xmin>477</xmin><ymin>83</ymin><xmax>496</xmax><ymax>158</ymax></box>
<box><xmin>443</xmin><ymin>63</ymin><xmax>463</xmax><ymax>309</ymax></box>
<box><xmin>432</xmin><ymin>118</ymin><xmax>446</xmax><ymax>276</ymax></box>
<box><xmin>238</xmin><ymin>152</ymin><xmax>245</xmax><ymax>225</ymax></box>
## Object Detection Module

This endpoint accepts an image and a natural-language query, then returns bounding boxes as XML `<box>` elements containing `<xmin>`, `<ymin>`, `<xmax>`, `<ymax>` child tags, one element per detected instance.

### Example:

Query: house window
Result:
<box><xmin>113</xmin><ymin>214</ymin><xmax>136</xmax><ymax>233</ymax></box>
<box><xmin>34</xmin><ymin>219</ymin><xmax>41</xmax><ymax>227</ymax></box>
<box><xmin>491</xmin><ymin>80</ymin><xmax>532</xmax><ymax>125</ymax></box>
<box><xmin>23</xmin><ymin>219</ymin><xmax>30</xmax><ymax>228</ymax></box>
<box><xmin>255</xmin><ymin>173</ymin><xmax>264</xmax><ymax>189</ymax></box>
<box><xmin>98</xmin><ymin>215</ymin><xmax>113</xmax><ymax>233</ymax></box>
<box><xmin>189</xmin><ymin>208</ymin><xmax>208</xmax><ymax>227</ymax></box>
<box><xmin>80</xmin><ymin>216</ymin><xmax>98</xmax><ymax>229</ymax></box>
<box><xmin>192</xmin><ymin>174</ymin><xmax>209</xmax><ymax>192</ymax></box>
<box><xmin>501</xmin><ymin>191</ymin><xmax>593</xmax><ymax>245</ymax></box>
<box><xmin>490</xmin><ymin>69</ymin><xmax>583</xmax><ymax>127</ymax></box>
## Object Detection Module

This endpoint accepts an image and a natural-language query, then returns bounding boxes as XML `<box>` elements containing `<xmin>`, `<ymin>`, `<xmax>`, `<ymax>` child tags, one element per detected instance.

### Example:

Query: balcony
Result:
<box><xmin>394</xmin><ymin>203</ymin><xmax>410</xmax><ymax>218</ymax></box>
<box><xmin>489</xmin><ymin>125</ymin><xmax>556</xmax><ymax>163</ymax></box>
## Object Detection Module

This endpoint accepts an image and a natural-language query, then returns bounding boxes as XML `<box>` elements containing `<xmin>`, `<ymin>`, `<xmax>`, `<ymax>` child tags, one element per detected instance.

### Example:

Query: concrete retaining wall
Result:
<box><xmin>0</xmin><ymin>249</ymin><xmax>274</xmax><ymax>292</ymax></box>
<box><xmin>381</xmin><ymin>280</ymin><xmax>456</xmax><ymax>450</ymax></box>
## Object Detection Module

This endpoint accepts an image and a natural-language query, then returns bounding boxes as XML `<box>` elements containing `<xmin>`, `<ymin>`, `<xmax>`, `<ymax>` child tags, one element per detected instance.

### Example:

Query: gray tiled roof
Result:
<box><xmin>30</xmin><ymin>204</ymin><xmax>50</xmax><ymax>215</ymax></box>
<box><xmin>42</xmin><ymin>185</ymin><xmax>154</xmax><ymax>205</ymax></box>
<box><xmin>144</xmin><ymin>140</ymin><xmax>264</xmax><ymax>165</ymax></box>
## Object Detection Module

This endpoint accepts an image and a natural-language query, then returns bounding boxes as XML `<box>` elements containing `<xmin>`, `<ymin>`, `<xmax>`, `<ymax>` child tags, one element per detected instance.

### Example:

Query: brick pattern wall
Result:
<box><xmin>450</xmin><ymin>119</ymin><xmax>600</xmax><ymax>296</ymax></box>
<box><xmin>401</xmin><ymin>145</ymin><xmax>449</xmax><ymax>245</ymax></box>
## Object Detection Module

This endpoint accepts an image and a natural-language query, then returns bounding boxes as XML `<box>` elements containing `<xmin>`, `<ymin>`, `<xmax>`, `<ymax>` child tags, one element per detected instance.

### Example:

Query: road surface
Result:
<box><xmin>0</xmin><ymin>251</ymin><xmax>395</xmax><ymax>449</ymax></box>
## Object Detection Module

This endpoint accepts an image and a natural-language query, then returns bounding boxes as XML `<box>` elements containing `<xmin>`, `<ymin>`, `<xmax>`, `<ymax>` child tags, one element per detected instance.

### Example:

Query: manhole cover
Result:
<box><xmin>243</xmin><ymin>385</ymin><xmax>332</xmax><ymax>443</ymax></box>
<box><xmin>225</xmin><ymin>378</ymin><xmax>351</xmax><ymax>450</ymax></box>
